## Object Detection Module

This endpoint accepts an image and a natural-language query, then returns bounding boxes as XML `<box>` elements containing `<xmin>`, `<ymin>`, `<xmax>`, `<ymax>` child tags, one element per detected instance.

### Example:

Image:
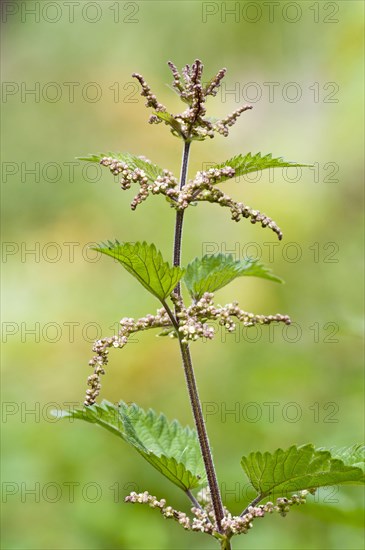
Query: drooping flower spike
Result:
<box><xmin>84</xmin><ymin>292</ymin><xmax>290</xmax><ymax>405</ymax></box>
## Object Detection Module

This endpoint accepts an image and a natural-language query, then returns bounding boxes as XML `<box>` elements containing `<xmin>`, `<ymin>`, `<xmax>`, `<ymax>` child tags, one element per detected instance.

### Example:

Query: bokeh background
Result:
<box><xmin>1</xmin><ymin>1</ymin><xmax>364</xmax><ymax>548</ymax></box>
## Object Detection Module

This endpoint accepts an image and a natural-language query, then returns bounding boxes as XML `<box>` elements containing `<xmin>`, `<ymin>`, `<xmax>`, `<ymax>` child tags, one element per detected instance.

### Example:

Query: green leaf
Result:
<box><xmin>324</xmin><ymin>444</ymin><xmax>365</xmax><ymax>471</ymax></box>
<box><xmin>212</xmin><ymin>152</ymin><xmax>312</xmax><ymax>183</ymax></box>
<box><xmin>241</xmin><ymin>444</ymin><xmax>365</xmax><ymax>498</ymax></box>
<box><xmin>78</xmin><ymin>152</ymin><xmax>165</xmax><ymax>183</ymax></box>
<box><xmin>58</xmin><ymin>400</ymin><xmax>206</xmax><ymax>491</ymax></box>
<box><xmin>153</xmin><ymin>112</ymin><xmax>184</xmax><ymax>137</ymax></box>
<box><xmin>94</xmin><ymin>241</ymin><xmax>184</xmax><ymax>302</ymax></box>
<box><xmin>184</xmin><ymin>253</ymin><xmax>282</xmax><ymax>299</ymax></box>
<box><xmin>157</xmin><ymin>327</ymin><xmax>176</xmax><ymax>337</ymax></box>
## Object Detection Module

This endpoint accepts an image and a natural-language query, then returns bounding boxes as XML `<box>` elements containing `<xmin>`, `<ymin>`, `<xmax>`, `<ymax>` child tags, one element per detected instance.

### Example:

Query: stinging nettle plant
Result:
<box><xmin>58</xmin><ymin>60</ymin><xmax>364</xmax><ymax>549</ymax></box>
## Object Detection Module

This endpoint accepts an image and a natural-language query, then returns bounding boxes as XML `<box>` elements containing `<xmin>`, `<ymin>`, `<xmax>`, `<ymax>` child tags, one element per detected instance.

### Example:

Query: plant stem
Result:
<box><xmin>240</xmin><ymin>494</ymin><xmax>264</xmax><ymax>517</ymax></box>
<box><xmin>220</xmin><ymin>537</ymin><xmax>232</xmax><ymax>550</ymax></box>
<box><xmin>161</xmin><ymin>299</ymin><xmax>179</xmax><ymax>333</ymax></box>
<box><xmin>172</xmin><ymin>139</ymin><xmax>225</xmax><ymax>533</ymax></box>
<box><xmin>178</xmin><ymin>341</ymin><xmax>224</xmax><ymax>531</ymax></box>
<box><xmin>173</xmin><ymin>140</ymin><xmax>191</xmax><ymax>271</ymax></box>
<box><xmin>185</xmin><ymin>489</ymin><xmax>203</xmax><ymax>510</ymax></box>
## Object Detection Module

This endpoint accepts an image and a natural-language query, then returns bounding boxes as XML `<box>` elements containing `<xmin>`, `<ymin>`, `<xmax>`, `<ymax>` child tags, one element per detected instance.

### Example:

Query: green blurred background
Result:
<box><xmin>1</xmin><ymin>1</ymin><xmax>364</xmax><ymax>548</ymax></box>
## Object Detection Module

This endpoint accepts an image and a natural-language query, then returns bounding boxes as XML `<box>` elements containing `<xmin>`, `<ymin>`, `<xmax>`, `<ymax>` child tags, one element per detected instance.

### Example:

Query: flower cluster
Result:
<box><xmin>204</xmin><ymin>67</ymin><xmax>226</xmax><ymax>96</ymax></box>
<box><xmin>99</xmin><ymin>157</ymin><xmax>149</xmax><ymax>210</ymax></box>
<box><xmin>198</xmin><ymin>186</ymin><xmax>283</xmax><ymax>240</ymax></box>
<box><xmin>181</xmin><ymin>168</ymin><xmax>283</xmax><ymax>240</ymax></box>
<box><xmin>125</xmin><ymin>488</ymin><xmax>312</xmax><ymax>540</ymax></box>
<box><xmin>84</xmin><ymin>309</ymin><xmax>171</xmax><ymax>406</ymax></box>
<box><xmin>221</xmin><ymin>491</ymin><xmax>310</xmax><ymax>536</ymax></box>
<box><xmin>149</xmin><ymin>170</ymin><xmax>178</xmax><ymax>195</ymax></box>
<box><xmin>131</xmin><ymin>73</ymin><xmax>166</xmax><ymax>113</ymax></box>
<box><xmin>172</xmin><ymin>292</ymin><xmax>290</xmax><ymax>344</ymax></box>
<box><xmin>125</xmin><ymin>491</ymin><xmax>192</xmax><ymax>530</ymax></box>
<box><xmin>84</xmin><ymin>292</ymin><xmax>290</xmax><ymax>405</ymax></box>
<box><xmin>175</xmin><ymin>166</ymin><xmax>236</xmax><ymax>209</ymax></box>
<box><xmin>213</xmin><ymin>105</ymin><xmax>254</xmax><ymax>137</ymax></box>
<box><xmin>100</xmin><ymin>157</ymin><xmax>148</xmax><ymax>189</ymax></box>
<box><xmin>99</xmin><ymin>157</ymin><xmax>283</xmax><ymax>239</ymax></box>
<box><xmin>125</xmin><ymin>489</ymin><xmax>221</xmax><ymax>535</ymax></box>
<box><xmin>132</xmin><ymin>59</ymin><xmax>252</xmax><ymax>142</ymax></box>
<box><xmin>100</xmin><ymin>156</ymin><xmax>179</xmax><ymax>211</ymax></box>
